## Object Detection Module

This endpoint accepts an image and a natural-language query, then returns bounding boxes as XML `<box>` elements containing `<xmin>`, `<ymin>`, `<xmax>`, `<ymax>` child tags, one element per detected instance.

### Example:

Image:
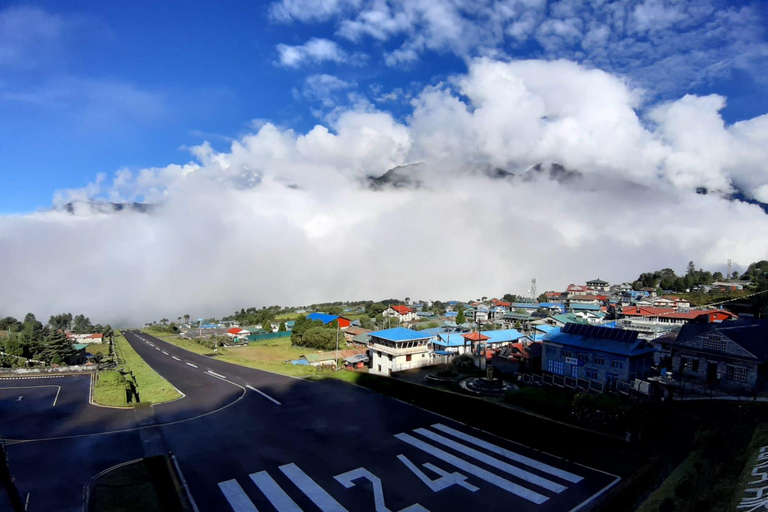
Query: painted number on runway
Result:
<box><xmin>217</xmin><ymin>423</ymin><xmax>587</xmax><ymax>512</ymax></box>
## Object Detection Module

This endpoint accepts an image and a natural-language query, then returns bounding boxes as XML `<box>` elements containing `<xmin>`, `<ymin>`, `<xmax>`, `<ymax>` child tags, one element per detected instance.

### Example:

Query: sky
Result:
<box><xmin>2</xmin><ymin>0</ymin><xmax>768</xmax><ymax>325</ymax></box>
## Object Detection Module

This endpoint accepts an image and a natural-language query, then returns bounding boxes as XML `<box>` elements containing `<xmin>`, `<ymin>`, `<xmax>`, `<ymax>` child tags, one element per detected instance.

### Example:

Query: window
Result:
<box><xmin>611</xmin><ymin>360</ymin><xmax>624</xmax><ymax>369</ymax></box>
<box><xmin>594</xmin><ymin>356</ymin><xmax>605</xmax><ymax>366</ymax></box>
<box><xmin>562</xmin><ymin>350</ymin><xmax>573</xmax><ymax>358</ymax></box>
<box><xmin>586</xmin><ymin>369</ymin><xmax>598</xmax><ymax>380</ymax></box>
<box><xmin>703</xmin><ymin>334</ymin><xmax>728</xmax><ymax>352</ymax></box>
<box><xmin>726</xmin><ymin>365</ymin><xmax>747</xmax><ymax>382</ymax></box>
<box><xmin>577</xmin><ymin>353</ymin><xmax>589</xmax><ymax>363</ymax></box>
<box><xmin>547</xmin><ymin>359</ymin><xmax>564</xmax><ymax>375</ymax></box>
<box><xmin>571</xmin><ymin>365</ymin><xmax>578</xmax><ymax>378</ymax></box>
<box><xmin>683</xmin><ymin>358</ymin><xmax>698</xmax><ymax>372</ymax></box>
<box><xmin>546</xmin><ymin>346</ymin><xmax>558</xmax><ymax>356</ymax></box>
<box><xmin>406</xmin><ymin>354</ymin><xmax>412</xmax><ymax>362</ymax></box>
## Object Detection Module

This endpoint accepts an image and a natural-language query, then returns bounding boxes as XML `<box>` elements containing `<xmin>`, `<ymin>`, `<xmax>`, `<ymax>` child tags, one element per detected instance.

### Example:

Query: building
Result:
<box><xmin>382</xmin><ymin>305</ymin><xmax>418</xmax><ymax>324</ymax></box>
<box><xmin>66</xmin><ymin>333</ymin><xmax>105</xmax><ymax>343</ymax></box>
<box><xmin>226</xmin><ymin>327</ymin><xmax>251</xmax><ymax>339</ymax></box>
<box><xmin>542</xmin><ymin>323</ymin><xmax>656</xmax><ymax>389</ymax></box>
<box><xmin>654</xmin><ymin>318</ymin><xmax>768</xmax><ymax>394</ymax></box>
<box><xmin>492</xmin><ymin>342</ymin><xmax>543</xmax><ymax>375</ymax></box>
<box><xmin>343</xmin><ymin>326</ymin><xmax>371</xmax><ymax>344</ymax></box>
<box><xmin>586</xmin><ymin>279</ymin><xmax>610</xmax><ymax>292</ymax></box>
<box><xmin>368</xmin><ymin>327</ymin><xmax>437</xmax><ymax>376</ymax></box>
<box><xmin>306</xmin><ymin>313</ymin><xmax>352</xmax><ymax>329</ymax></box>
<box><xmin>617</xmin><ymin>307</ymin><xmax>736</xmax><ymax>339</ymax></box>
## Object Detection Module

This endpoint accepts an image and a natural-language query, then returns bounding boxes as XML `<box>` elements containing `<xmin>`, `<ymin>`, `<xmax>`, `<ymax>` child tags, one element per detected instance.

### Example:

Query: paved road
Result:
<box><xmin>1</xmin><ymin>331</ymin><xmax>620</xmax><ymax>511</ymax></box>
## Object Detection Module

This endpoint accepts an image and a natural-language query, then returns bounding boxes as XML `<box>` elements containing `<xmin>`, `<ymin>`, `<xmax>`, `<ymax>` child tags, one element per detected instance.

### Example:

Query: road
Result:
<box><xmin>0</xmin><ymin>330</ymin><xmax>620</xmax><ymax>511</ymax></box>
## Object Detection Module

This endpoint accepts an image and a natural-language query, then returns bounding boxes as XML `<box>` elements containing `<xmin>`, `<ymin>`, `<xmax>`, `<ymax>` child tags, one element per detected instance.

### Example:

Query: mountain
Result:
<box><xmin>58</xmin><ymin>201</ymin><xmax>155</xmax><ymax>215</ymax></box>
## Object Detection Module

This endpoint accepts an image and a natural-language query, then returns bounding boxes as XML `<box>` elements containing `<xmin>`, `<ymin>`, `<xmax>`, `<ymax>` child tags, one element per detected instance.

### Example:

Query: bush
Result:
<box><xmin>453</xmin><ymin>354</ymin><xmax>475</xmax><ymax>372</ymax></box>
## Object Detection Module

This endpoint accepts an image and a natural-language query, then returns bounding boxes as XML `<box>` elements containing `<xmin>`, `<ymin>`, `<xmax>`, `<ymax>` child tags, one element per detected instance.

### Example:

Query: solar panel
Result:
<box><xmin>561</xmin><ymin>322</ymin><xmax>638</xmax><ymax>342</ymax></box>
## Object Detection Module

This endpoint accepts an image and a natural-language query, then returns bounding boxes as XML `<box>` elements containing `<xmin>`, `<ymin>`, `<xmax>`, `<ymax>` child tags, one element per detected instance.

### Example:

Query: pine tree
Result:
<box><xmin>42</xmin><ymin>330</ymin><xmax>77</xmax><ymax>365</ymax></box>
<box><xmin>456</xmin><ymin>309</ymin><xmax>466</xmax><ymax>324</ymax></box>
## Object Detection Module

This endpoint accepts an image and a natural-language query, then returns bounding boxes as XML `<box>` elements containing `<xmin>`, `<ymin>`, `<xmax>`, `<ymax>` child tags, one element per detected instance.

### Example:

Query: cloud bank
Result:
<box><xmin>2</xmin><ymin>58</ymin><xmax>768</xmax><ymax>325</ymax></box>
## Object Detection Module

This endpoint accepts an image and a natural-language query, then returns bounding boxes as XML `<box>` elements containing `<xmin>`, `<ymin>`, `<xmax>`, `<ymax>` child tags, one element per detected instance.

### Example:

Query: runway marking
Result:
<box><xmin>250</xmin><ymin>471</ymin><xmax>303</xmax><ymax>511</ymax></box>
<box><xmin>206</xmin><ymin>371</ymin><xmax>227</xmax><ymax>379</ymax></box>
<box><xmin>413</xmin><ymin>428</ymin><xmax>566</xmax><ymax>492</ymax></box>
<box><xmin>0</xmin><ymin>385</ymin><xmax>61</xmax><ymax>407</ymax></box>
<box><xmin>395</xmin><ymin>433</ymin><xmax>549</xmax><ymax>504</ymax></box>
<box><xmin>397</xmin><ymin>455</ymin><xmax>478</xmax><ymax>492</ymax></box>
<box><xmin>279</xmin><ymin>463</ymin><xmax>349</xmax><ymax>512</ymax></box>
<box><xmin>172</xmin><ymin>356</ymin><xmax>180</xmax><ymax>361</ymax></box>
<box><xmin>0</xmin><ymin>375</ymin><xmax>66</xmax><ymax>380</ymax></box>
<box><xmin>162</xmin><ymin>351</ymin><xmax>169</xmax><ymax>355</ymax></box>
<box><xmin>219</xmin><ymin>479</ymin><xmax>259</xmax><ymax>512</ymax></box>
<box><xmin>431</xmin><ymin>423</ymin><xmax>582</xmax><ymax>483</ymax></box>
<box><xmin>246</xmin><ymin>385</ymin><xmax>281</xmax><ymax>405</ymax></box>
<box><xmin>186</xmin><ymin>362</ymin><xmax>198</xmax><ymax>368</ymax></box>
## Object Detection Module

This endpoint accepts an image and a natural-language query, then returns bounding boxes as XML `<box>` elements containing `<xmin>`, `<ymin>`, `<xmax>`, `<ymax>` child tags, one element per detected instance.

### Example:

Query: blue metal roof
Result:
<box><xmin>306</xmin><ymin>313</ymin><xmax>339</xmax><ymax>325</ymax></box>
<box><xmin>534</xmin><ymin>324</ymin><xmax>555</xmax><ymax>333</ymax></box>
<box><xmin>445</xmin><ymin>311</ymin><xmax>458</xmax><ymax>317</ymax></box>
<box><xmin>570</xmin><ymin>303</ymin><xmax>601</xmax><ymax>311</ymax></box>
<box><xmin>433</xmin><ymin>329</ymin><xmax>526</xmax><ymax>347</ymax></box>
<box><xmin>370</xmin><ymin>327</ymin><xmax>430</xmax><ymax>342</ymax></box>
<box><xmin>543</xmin><ymin>326</ymin><xmax>656</xmax><ymax>357</ymax></box>
<box><xmin>418</xmin><ymin>327</ymin><xmax>446</xmax><ymax>337</ymax></box>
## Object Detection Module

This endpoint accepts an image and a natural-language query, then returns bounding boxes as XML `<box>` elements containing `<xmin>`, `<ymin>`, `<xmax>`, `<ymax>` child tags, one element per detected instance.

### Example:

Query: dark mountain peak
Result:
<box><xmin>58</xmin><ymin>200</ymin><xmax>155</xmax><ymax>215</ymax></box>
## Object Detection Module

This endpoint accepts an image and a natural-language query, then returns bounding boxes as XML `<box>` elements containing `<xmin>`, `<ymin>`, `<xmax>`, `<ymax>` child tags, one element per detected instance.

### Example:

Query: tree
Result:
<box><xmin>278</xmin><ymin>321</ymin><xmax>287</xmax><ymax>332</ymax></box>
<box><xmin>456</xmin><ymin>309</ymin><xmax>466</xmax><ymax>324</ymax></box>
<box><xmin>366</xmin><ymin>302</ymin><xmax>387</xmax><ymax>316</ymax></box>
<box><xmin>299</xmin><ymin>327</ymin><xmax>338</xmax><ymax>350</ymax></box>
<box><xmin>359</xmin><ymin>316</ymin><xmax>374</xmax><ymax>330</ymax></box>
<box><xmin>502</xmin><ymin>293</ymin><xmax>517</xmax><ymax>303</ymax></box>
<box><xmin>713</xmin><ymin>271</ymin><xmax>724</xmax><ymax>281</ymax></box>
<box><xmin>41</xmin><ymin>329</ymin><xmax>76</xmax><ymax>365</ymax></box>
<box><xmin>72</xmin><ymin>314</ymin><xmax>92</xmax><ymax>333</ymax></box>
<box><xmin>184</xmin><ymin>314</ymin><xmax>190</xmax><ymax>325</ymax></box>
<box><xmin>686</xmin><ymin>260</ymin><xmax>696</xmax><ymax>276</ymax></box>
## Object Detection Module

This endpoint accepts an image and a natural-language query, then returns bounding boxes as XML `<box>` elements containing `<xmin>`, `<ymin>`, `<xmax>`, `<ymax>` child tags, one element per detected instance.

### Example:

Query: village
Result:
<box><xmin>179</xmin><ymin>275</ymin><xmax>767</xmax><ymax>401</ymax></box>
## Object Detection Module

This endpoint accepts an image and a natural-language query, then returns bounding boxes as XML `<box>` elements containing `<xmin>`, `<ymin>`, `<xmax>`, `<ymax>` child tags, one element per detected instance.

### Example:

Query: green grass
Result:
<box><xmin>92</xmin><ymin>370</ymin><xmax>130</xmax><ymax>407</ymax></box>
<box><xmin>143</xmin><ymin>329</ymin><xmax>214</xmax><ymax>355</ymax></box>
<box><xmin>106</xmin><ymin>331</ymin><xmax>181</xmax><ymax>405</ymax></box>
<box><xmin>86</xmin><ymin>343</ymin><xmax>109</xmax><ymax>357</ymax></box>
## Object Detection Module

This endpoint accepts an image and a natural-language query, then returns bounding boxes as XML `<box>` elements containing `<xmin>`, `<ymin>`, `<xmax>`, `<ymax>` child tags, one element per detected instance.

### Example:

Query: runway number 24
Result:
<box><xmin>334</xmin><ymin>455</ymin><xmax>477</xmax><ymax>512</ymax></box>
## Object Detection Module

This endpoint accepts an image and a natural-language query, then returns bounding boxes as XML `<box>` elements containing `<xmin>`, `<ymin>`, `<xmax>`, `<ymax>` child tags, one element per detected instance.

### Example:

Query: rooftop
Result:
<box><xmin>544</xmin><ymin>324</ymin><xmax>656</xmax><ymax>357</ymax></box>
<box><xmin>369</xmin><ymin>327</ymin><xmax>429</xmax><ymax>342</ymax></box>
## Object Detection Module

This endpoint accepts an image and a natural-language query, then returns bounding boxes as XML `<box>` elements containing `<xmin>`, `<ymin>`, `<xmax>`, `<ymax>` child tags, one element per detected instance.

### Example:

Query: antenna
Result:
<box><xmin>727</xmin><ymin>259</ymin><xmax>732</xmax><ymax>279</ymax></box>
<box><xmin>531</xmin><ymin>278</ymin><xmax>537</xmax><ymax>302</ymax></box>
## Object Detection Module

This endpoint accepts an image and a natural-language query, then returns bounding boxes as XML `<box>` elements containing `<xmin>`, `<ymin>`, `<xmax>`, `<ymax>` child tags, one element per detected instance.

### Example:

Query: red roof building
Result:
<box><xmin>391</xmin><ymin>305</ymin><xmax>413</xmax><ymax>315</ymax></box>
<box><xmin>461</xmin><ymin>331</ymin><xmax>490</xmax><ymax>342</ymax></box>
<box><xmin>619</xmin><ymin>307</ymin><xmax>736</xmax><ymax>323</ymax></box>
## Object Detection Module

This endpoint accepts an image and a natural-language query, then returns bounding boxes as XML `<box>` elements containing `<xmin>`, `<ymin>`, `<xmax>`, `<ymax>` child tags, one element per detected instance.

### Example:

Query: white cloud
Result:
<box><xmin>299</xmin><ymin>74</ymin><xmax>355</xmax><ymax>107</ymax></box>
<box><xmin>3</xmin><ymin>58</ymin><xmax>768</xmax><ymax>324</ymax></box>
<box><xmin>276</xmin><ymin>38</ymin><xmax>350</xmax><ymax>68</ymax></box>
<box><xmin>270</xmin><ymin>0</ymin><xmax>768</xmax><ymax>96</ymax></box>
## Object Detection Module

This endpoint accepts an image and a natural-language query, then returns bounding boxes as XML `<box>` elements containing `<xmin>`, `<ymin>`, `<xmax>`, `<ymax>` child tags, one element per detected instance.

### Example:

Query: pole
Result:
<box><xmin>335</xmin><ymin>323</ymin><xmax>339</xmax><ymax>371</ymax></box>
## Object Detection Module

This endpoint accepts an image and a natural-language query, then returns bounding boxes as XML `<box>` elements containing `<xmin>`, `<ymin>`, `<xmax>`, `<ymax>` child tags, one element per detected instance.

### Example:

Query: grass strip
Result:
<box><xmin>92</xmin><ymin>331</ymin><xmax>181</xmax><ymax>406</ymax></box>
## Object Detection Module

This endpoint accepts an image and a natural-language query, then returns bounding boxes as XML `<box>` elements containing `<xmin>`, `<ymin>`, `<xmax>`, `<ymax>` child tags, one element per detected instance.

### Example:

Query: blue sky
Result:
<box><xmin>2</xmin><ymin>0</ymin><xmax>768</xmax><ymax>213</ymax></box>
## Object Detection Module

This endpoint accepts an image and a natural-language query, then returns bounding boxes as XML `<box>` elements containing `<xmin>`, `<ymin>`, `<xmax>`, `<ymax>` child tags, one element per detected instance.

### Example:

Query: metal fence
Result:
<box><xmin>517</xmin><ymin>371</ymin><xmax>631</xmax><ymax>395</ymax></box>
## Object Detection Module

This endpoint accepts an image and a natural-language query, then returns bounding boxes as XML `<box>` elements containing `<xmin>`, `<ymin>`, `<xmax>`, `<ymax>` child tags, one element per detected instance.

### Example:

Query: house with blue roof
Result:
<box><xmin>542</xmin><ymin>324</ymin><xmax>656</xmax><ymax>388</ymax></box>
<box><xmin>368</xmin><ymin>327</ymin><xmax>443</xmax><ymax>376</ymax></box>
<box><xmin>432</xmin><ymin>329</ymin><xmax>528</xmax><ymax>354</ymax></box>
<box><xmin>306</xmin><ymin>312</ymin><xmax>351</xmax><ymax>328</ymax></box>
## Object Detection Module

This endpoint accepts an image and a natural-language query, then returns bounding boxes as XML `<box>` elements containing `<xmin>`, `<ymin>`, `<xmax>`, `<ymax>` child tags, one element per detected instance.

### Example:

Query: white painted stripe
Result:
<box><xmin>246</xmin><ymin>385</ymin><xmax>281</xmax><ymax>405</ymax></box>
<box><xmin>172</xmin><ymin>356</ymin><xmax>180</xmax><ymax>361</ymax></box>
<box><xmin>395</xmin><ymin>433</ymin><xmax>548</xmax><ymax>504</ymax></box>
<box><xmin>162</xmin><ymin>351</ymin><xmax>169</xmax><ymax>355</ymax></box>
<box><xmin>250</xmin><ymin>471</ymin><xmax>303</xmax><ymax>512</ymax></box>
<box><xmin>207</xmin><ymin>371</ymin><xmax>227</xmax><ymax>379</ymax></box>
<box><xmin>279</xmin><ymin>463</ymin><xmax>348</xmax><ymax>512</ymax></box>
<box><xmin>414</xmin><ymin>428</ymin><xmax>565</xmax><ymax>493</ymax></box>
<box><xmin>218</xmin><ymin>479</ymin><xmax>259</xmax><ymax>512</ymax></box>
<box><xmin>186</xmin><ymin>362</ymin><xmax>198</xmax><ymax>368</ymax></box>
<box><xmin>431</xmin><ymin>424</ymin><xmax>583</xmax><ymax>483</ymax></box>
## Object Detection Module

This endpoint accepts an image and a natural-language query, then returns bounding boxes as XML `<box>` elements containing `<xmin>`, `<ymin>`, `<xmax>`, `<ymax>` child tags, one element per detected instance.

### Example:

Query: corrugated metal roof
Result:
<box><xmin>370</xmin><ymin>327</ymin><xmax>429</xmax><ymax>342</ymax></box>
<box><xmin>543</xmin><ymin>326</ymin><xmax>656</xmax><ymax>357</ymax></box>
<box><xmin>306</xmin><ymin>313</ymin><xmax>339</xmax><ymax>324</ymax></box>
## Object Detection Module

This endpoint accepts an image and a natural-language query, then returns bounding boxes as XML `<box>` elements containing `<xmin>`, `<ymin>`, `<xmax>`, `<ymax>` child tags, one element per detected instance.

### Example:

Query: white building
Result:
<box><xmin>368</xmin><ymin>327</ymin><xmax>441</xmax><ymax>376</ymax></box>
<box><xmin>382</xmin><ymin>305</ymin><xmax>418</xmax><ymax>323</ymax></box>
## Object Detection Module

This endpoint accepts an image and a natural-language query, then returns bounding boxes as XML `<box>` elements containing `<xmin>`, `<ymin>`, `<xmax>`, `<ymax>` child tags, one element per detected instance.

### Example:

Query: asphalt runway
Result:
<box><xmin>1</xmin><ymin>331</ymin><xmax>620</xmax><ymax>511</ymax></box>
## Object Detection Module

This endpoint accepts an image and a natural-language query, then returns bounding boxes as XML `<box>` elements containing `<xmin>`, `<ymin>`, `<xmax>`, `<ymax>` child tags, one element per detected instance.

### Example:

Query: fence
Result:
<box><xmin>0</xmin><ymin>365</ymin><xmax>97</xmax><ymax>375</ymax></box>
<box><xmin>247</xmin><ymin>331</ymin><xmax>292</xmax><ymax>343</ymax></box>
<box><xmin>517</xmin><ymin>371</ymin><xmax>631</xmax><ymax>395</ymax></box>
